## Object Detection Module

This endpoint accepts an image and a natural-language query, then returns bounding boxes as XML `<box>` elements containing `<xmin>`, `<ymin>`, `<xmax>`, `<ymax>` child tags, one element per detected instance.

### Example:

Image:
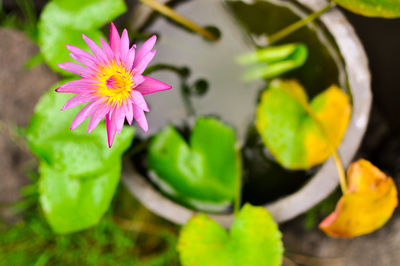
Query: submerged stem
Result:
<box><xmin>139</xmin><ymin>0</ymin><xmax>218</xmax><ymax>41</ymax></box>
<box><xmin>268</xmin><ymin>2</ymin><xmax>335</xmax><ymax>44</ymax></box>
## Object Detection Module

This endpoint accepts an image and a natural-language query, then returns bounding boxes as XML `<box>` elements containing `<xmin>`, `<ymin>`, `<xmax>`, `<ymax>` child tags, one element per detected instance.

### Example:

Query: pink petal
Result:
<box><xmin>56</xmin><ymin>79</ymin><xmax>95</xmax><ymax>93</ymax></box>
<box><xmin>132</xmin><ymin>74</ymin><xmax>145</xmax><ymax>87</ymax></box>
<box><xmin>88</xmin><ymin>103</ymin><xmax>110</xmax><ymax>133</ymax></box>
<box><xmin>61</xmin><ymin>93</ymin><xmax>94</xmax><ymax>110</ymax></box>
<box><xmin>58</xmin><ymin>62</ymin><xmax>91</xmax><ymax>77</ymax></box>
<box><xmin>106</xmin><ymin>112</ymin><xmax>117</xmax><ymax>148</ymax></box>
<box><xmin>125</xmin><ymin>100</ymin><xmax>133</xmax><ymax>125</ymax></box>
<box><xmin>130</xmin><ymin>90</ymin><xmax>149</xmax><ymax>112</ymax></box>
<box><xmin>135</xmin><ymin>76</ymin><xmax>172</xmax><ymax>95</ymax></box>
<box><xmin>82</xmin><ymin>34</ymin><xmax>107</xmax><ymax>63</ymax></box>
<box><xmin>125</xmin><ymin>45</ymin><xmax>136</xmax><ymax>71</ymax></box>
<box><xmin>114</xmin><ymin>108</ymin><xmax>126</xmax><ymax>135</ymax></box>
<box><xmin>133</xmin><ymin>35</ymin><xmax>157</xmax><ymax>68</ymax></box>
<box><xmin>120</xmin><ymin>29</ymin><xmax>129</xmax><ymax>63</ymax></box>
<box><xmin>66</xmin><ymin>44</ymin><xmax>96</xmax><ymax>62</ymax></box>
<box><xmin>109</xmin><ymin>22</ymin><xmax>121</xmax><ymax>57</ymax></box>
<box><xmin>70</xmin><ymin>101</ymin><xmax>98</xmax><ymax>130</ymax></box>
<box><xmin>133</xmin><ymin>104</ymin><xmax>148</xmax><ymax>132</ymax></box>
<box><xmin>134</xmin><ymin>50</ymin><xmax>156</xmax><ymax>75</ymax></box>
<box><xmin>100</xmin><ymin>37</ymin><xmax>114</xmax><ymax>60</ymax></box>
<box><xmin>69</xmin><ymin>53</ymin><xmax>97</xmax><ymax>70</ymax></box>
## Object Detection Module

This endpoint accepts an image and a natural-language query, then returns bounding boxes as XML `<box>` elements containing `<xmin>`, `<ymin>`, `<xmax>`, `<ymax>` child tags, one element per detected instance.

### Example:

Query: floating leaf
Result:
<box><xmin>38</xmin><ymin>0</ymin><xmax>126</xmax><ymax>74</ymax></box>
<box><xmin>178</xmin><ymin>204</ymin><xmax>283</xmax><ymax>266</ymax></box>
<box><xmin>256</xmin><ymin>79</ymin><xmax>351</xmax><ymax>169</ymax></box>
<box><xmin>147</xmin><ymin>117</ymin><xmax>241</xmax><ymax>212</ymax></box>
<box><xmin>237</xmin><ymin>43</ymin><xmax>308</xmax><ymax>80</ymax></box>
<box><xmin>332</xmin><ymin>0</ymin><xmax>400</xmax><ymax>18</ymax></box>
<box><xmin>39</xmin><ymin>161</ymin><xmax>121</xmax><ymax>234</ymax></box>
<box><xmin>319</xmin><ymin>159</ymin><xmax>398</xmax><ymax>238</ymax></box>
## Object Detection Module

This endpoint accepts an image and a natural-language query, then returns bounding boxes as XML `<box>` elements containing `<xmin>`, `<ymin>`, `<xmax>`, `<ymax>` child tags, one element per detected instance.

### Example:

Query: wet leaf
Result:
<box><xmin>237</xmin><ymin>43</ymin><xmax>308</xmax><ymax>80</ymax></box>
<box><xmin>38</xmin><ymin>0</ymin><xmax>126</xmax><ymax>74</ymax></box>
<box><xmin>178</xmin><ymin>204</ymin><xmax>283</xmax><ymax>266</ymax></box>
<box><xmin>333</xmin><ymin>0</ymin><xmax>400</xmax><ymax>18</ymax></box>
<box><xmin>256</xmin><ymin>79</ymin><xmax>351</xmax><ymax>169</ymax></box>
<box><xmin>39</xmin><ymin>161</ymin><xmax>121</xmax><ymax>234</ymax></box>
<box><xmin>319</xmin><ymin>159</ymin><xmax>398</xmax><ymax>238</ymax></box>
<box><xmin>147</xmin><ymin>117</ymin><xmax>241</xmax><ymax>212</ymax></box>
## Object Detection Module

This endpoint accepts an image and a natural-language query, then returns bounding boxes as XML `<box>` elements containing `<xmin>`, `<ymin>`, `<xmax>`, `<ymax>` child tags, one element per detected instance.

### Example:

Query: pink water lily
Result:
<box><xmin>56</xmin><ymin>23</ymin><xmax>171</xmax><ymax>147</ymax></box>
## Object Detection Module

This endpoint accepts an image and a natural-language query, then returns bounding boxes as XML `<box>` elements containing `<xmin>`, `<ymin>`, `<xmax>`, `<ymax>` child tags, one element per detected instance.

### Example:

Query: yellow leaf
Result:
<box><xmin>319</xmin><ymin>159</ymin><xmax>398</xmax><ymax>238</ymax></box>
<box><xmin>304</xmin><ymin>86</ymin><xmax>352</xmax><ymax>167</ymax></box>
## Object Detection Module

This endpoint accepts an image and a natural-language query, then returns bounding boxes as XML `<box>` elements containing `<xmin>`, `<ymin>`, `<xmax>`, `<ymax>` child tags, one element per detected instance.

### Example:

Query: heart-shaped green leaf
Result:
<box><xmin>38</xmin><ymin>0</ymin><xmax>126</xmax><ymax>74</ymax></box>
<box><xmin>178</xmin><ymin>204</ymin><xmax>283</xmax><ymax>266</ymax></box>
<box><xmin>147</xmin><ymin>117</ymin><xmax>241</xmax><ymax>212</ymax></box>
<box><xmin>27</xmin><ymin>81</ymin><xmax>135</xmax><ymax>178</ymax></box>
<box><xmin>237</xmin><ymin>43</ymin><xmax>308</xmax><ymax>80</ymax></box>
<box><xmin>332</xmin><ymin>0</ymin><xmax>400</xmax><ymax>18</ymax></box>
<box><xmin>27</xmin><ymin>82</ymin><xmax>134</xmax><ymax>233</ymax></box>
<box><xmin>256</xmin><ymin>79</ymin><xmax>351</xmax><ymax>170</ymax></box>
<box><xmin>39</xmin><ymin>160</ymin><xmax>121</xmax><ymax>234</ymax></box>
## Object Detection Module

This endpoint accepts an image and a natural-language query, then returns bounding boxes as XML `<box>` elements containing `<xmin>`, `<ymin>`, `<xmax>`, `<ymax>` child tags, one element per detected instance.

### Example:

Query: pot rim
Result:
<box><xmin>122</xmin><ymin>0</ymin><xmax>371</xmax><ymax>227</ymax></box>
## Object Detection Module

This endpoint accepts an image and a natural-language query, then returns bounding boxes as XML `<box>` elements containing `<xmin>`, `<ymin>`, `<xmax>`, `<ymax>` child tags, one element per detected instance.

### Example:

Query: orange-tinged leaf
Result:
<box><xmin>319</xmin><ymin>159</ymin><xmax>398</xmax><ymax>238</ymax></box>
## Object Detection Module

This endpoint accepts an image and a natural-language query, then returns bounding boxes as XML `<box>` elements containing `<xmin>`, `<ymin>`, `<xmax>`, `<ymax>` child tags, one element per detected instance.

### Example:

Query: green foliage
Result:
<box><xmin>333</xmin><ymin>0</ymin><xmax>400</xmax><ymax>18</ymax></box>
<box><xmin>147</xmin><ymin>117</ymin><xmax>241</xmax><ymax>212</ymax></box>
<box><xmin>178</xmin><ymin>204</ymin><xmax>283</xmax><ymax>266</ymax></box>
<box><xmin>237</xmin><ymin>43</ymin><xmax>308</xmax><ymax>80</ymax></box>
<box><xmin>256</xmin><ymin>79</ymin><xmax>351</xmax><ymax>170</ymax></box>
<box><xmin>0</xmin><ymin>199</ymin><xmax>179</xmax><ymax>266</ymax></box>
<box><xmin>38</xmin><ymin>0</ymin><xmax>126</xmax><ymax>74</ymax></box>
<box><xmin>26</xmin><ymin>81</ymin><xmax>134</xmax><ymax>233</ymax></box>
<box><xmin>0</xmin><ymin>0</ymin><xmax>38</xmax><ymax>40</ymax></box>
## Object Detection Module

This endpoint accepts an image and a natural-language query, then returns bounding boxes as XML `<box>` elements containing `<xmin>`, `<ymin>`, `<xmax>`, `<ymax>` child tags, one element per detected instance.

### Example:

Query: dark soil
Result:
<box><xmin>0</xmin><ymin>29</ymin><xmax>58</xmax><ymax>208</ymax></box>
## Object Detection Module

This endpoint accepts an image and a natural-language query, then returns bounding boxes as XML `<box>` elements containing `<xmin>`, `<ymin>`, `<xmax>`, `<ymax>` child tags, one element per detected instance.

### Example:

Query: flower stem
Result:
<box><xmin>280</xmin><ymin>88</ymin><xmax>348</xmax><ymax>194</ymax></box>
<box><xmin>233</xmin><ymin>152</ymin><xmax>243</xmax><ymax>216</ymax></box>
<box><xmin>268</xmin><ymin>2</ymin><xmax>335</xmax><ymax>44</ymax></box>
<box><xmin>138</xmin><ymin>0</ymin><xmax>218</xmax><ymax>41</ymax></box>
<box><xmin>297</xmin><ymin>100</ymin><xmax>348</xmax><ymax>194</ymax></box>
<box><xmin>332</xmin><ymin>151</ymin><xmax>348</xmax><ymax>193</ymax></box>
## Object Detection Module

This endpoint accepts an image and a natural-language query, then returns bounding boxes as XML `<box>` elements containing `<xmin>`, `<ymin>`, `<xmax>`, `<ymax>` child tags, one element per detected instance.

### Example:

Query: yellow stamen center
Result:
<box><xmin>94</xmin><ymin>61</ymin><xmax>134</xmax><ymax>106</ymax></box>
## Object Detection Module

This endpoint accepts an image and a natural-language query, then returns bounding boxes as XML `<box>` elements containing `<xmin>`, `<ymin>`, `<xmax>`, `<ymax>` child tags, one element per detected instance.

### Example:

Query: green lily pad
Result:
<box><xmin>38</xmin><ymin>0</ymin><xmax>126</xmax><ymax>74</ymax></box>
<box><xmin>256</xmin><ymin>79</ymin><xmax>351</xmax><ymax>170</ymax></box>
<box><xmin>147</xmin><ymin>117</ymin><xmax>241</xmax><ymax>212</ymax></box>
<box><xmin>27</xmin><ymin>81</ymin><xmax>135</xmax><ymax>178</ymax></box>
<box><xmin>333</xmin><ymin>0</ymin><xmax>400</xmax><ymax>18</ymax></box>
<box><xmin>178</xmin><ymin>204</ymin><xmax>283</xmax><ymax>266</ymax></box>
<box><xmin>27</xmin><ymin>81</ymin><xmax>134</xmax><ymax>233</ymax></box>
<box><xmin>237</xmin><ymin>43</ymin><xmax>308</xmax><ymax>80</ymax></box>
<box><xmin>39</xmin><ymin>161</ymin><xmax>121</xmax><ymax>234</ymax></box>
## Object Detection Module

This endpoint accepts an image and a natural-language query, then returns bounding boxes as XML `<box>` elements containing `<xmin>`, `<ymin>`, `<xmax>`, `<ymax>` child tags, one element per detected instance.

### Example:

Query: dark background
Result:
<box><xmin>342</xmin><ymin>9</ymin><xmax>400</xmax><ymax>177</ymax></box>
